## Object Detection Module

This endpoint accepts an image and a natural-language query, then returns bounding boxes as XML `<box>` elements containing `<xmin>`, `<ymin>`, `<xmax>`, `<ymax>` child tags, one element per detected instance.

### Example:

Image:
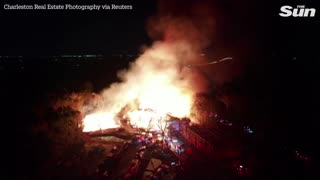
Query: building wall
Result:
<box><xmin>180</xmin><ymin>125</ymin><xmax>214</xmax><ymax>157</ymax></box>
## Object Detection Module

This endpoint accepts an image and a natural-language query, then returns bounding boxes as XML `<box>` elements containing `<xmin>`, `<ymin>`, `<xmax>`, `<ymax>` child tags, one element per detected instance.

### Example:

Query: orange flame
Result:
<box><xmin>82</xmin><ymin>42</ymin><xmax>204</xmax><ymax>132</ymax></box>
<box><xmin>82</xmin><ymin>112</ymin><xmax>119</xmax><ymax>132</ymax></box>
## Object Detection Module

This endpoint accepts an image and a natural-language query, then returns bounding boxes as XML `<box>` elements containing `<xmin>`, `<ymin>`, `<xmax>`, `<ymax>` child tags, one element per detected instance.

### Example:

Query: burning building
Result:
<box><xmin>81</xmin><ymin>35</ymin><xmax>213</xmax><ymax>133</ymax></box>
<box><xmin>80</xmin><ymin>2</ymin><xmax>218</xmax><ymax>152</ymax></box>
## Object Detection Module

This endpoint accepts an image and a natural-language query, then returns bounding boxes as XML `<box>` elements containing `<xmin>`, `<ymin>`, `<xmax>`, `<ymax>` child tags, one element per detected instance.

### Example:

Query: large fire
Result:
<box><xmin>82</xmin><ymin>112</ymin><xmax>119</xmax><ymax>132</ymax></box>
<box><xmin>82</xmin><ymin>83</ymin><xmax>192</xmax><ymax>132</ymax></box>
<box><xmin>82</xmin><ymin>43</ymin><xmax>201</xmax><ymax>132</ymax></box>
<box><xmin>127</xmin><ymin>110</ymin><xmax>163</xmax><ymax>130</ymax></box>
<box><xmin>82</xmin><ymin>71</ymin><xmax>194</xmax><ymax>132</ymax></box>
<box><xmin>82</xmin><ymin>13</ymin><xmax>214</xmax><ymax>132</ymax></box>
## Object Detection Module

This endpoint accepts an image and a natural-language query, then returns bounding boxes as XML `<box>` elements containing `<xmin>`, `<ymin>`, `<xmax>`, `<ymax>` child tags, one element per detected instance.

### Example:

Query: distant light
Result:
<box><xmin>244</xmin><ymin>126</ymin><xmax>254</xmax><ymax>134</ymax></box>
<box><xmin>84</xmin><ymin>55</ymin><xmax>97</xmax><ymax>58</ymax></box>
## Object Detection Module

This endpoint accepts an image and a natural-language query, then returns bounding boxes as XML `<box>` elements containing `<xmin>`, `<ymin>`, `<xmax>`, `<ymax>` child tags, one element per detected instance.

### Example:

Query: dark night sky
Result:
<box><xmin>0</xmin><ymin>0</ymin><xmax>318</xmax><ymax>57</ymax></box>
<box><xmin>0</xmin><ymin>0</ymin><xmax>156</xmax><ymax>55</ymax></box>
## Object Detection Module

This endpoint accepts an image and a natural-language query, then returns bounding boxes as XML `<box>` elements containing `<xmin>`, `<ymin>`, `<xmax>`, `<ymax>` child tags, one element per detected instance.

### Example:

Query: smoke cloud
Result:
<box><xmin>87</xmin><ymin>1</ymin><xmax>216</xmax><ymax>124</ymax></box>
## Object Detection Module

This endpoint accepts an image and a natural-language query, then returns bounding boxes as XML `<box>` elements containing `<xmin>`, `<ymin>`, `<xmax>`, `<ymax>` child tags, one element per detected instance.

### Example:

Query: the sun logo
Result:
<box><xmin>279</xmin><ymin>5</ymin><xmax>316</xmax><ymax>17</ymax></box>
